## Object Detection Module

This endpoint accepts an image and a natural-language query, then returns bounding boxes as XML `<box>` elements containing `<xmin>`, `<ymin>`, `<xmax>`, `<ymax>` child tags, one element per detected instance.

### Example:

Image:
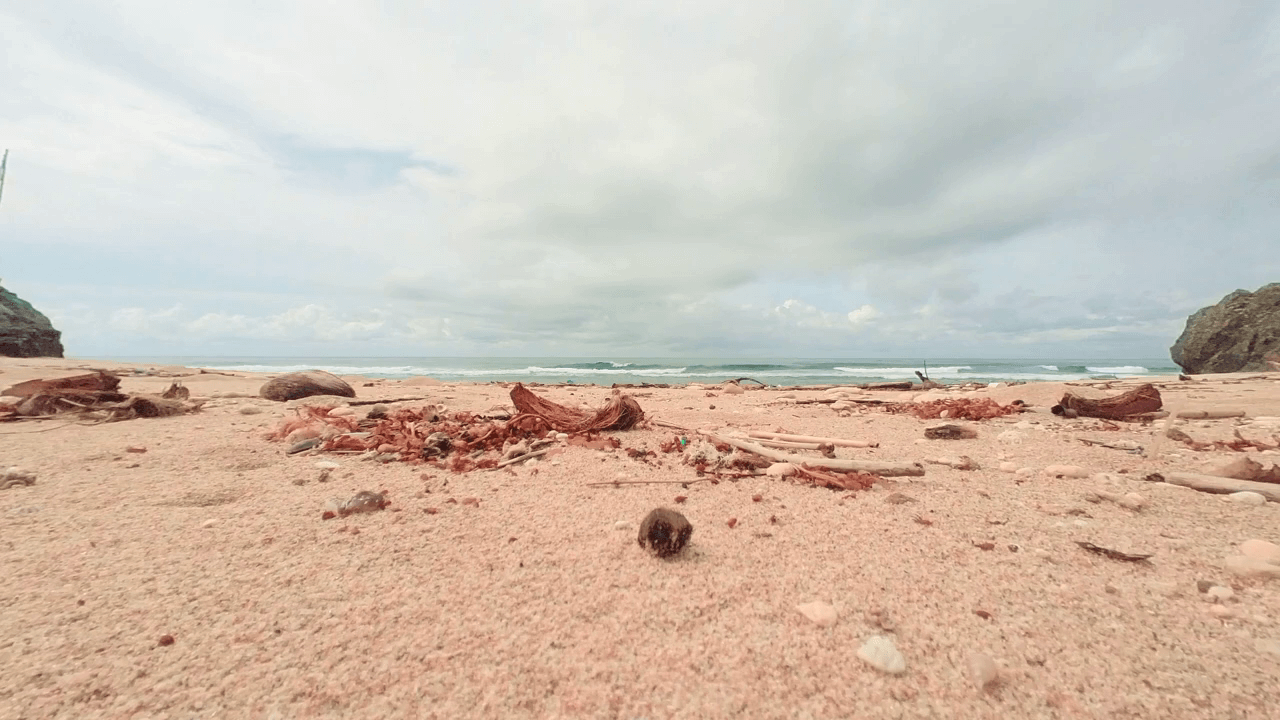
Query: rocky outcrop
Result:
<box><xmin>1171</xmin><ymin>283</ymin><xmax>1280</xmax><ymax>374</ymax></box>
<box><xmin>0</xmin><ymin>283</ymin><xmax>64</xmax><ymax>358</ymax></box>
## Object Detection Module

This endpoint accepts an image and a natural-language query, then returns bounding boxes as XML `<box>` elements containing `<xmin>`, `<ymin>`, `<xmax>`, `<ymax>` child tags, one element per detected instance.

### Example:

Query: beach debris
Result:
<box><xmin>796</xmin><ymin>601</ymin><xmax>838</xmax><ymax>627</ymax></box>
<box><xmin>158</xmin><ymin>634</ymin><xmax>175</xmax><ymax>647</ymax></box>
<box><xmin>888</xmin><ymin>397</ymin><xmax>1021</xmax><ymax>421</ymax></box>
<box><xmin>637</xmin><ymin>507</ymin><xmax>692</xmax><ymax>558</ymax></box>
<box><xmin>705</xmin><ymin>432</ymin><xmax>924</xmax><ymax>477</ymax></box>
<box><xmin>421</xmin><ymin>432</ymin><xmax>452</xmax><ymax>459</ymax></box>
<box><xmin>1205</xmin><ymin>456</ymin><xmax>1280</xmax><ymax>483</ymax></box>
<box><xmin>287</xmin><ymin>437</ymin><xmax>322</xmax><ymax>455</ymax></box>
<box><xmin>747</xmin><ymin>431</ymin><xmax>879</xmax><ymax>448</ymax></box>
<box><xmin>1085</xmin><ymin>490</ymin><xmax>1148</xmax><ymax>511</ymax></box>
<box><xmin>1075</xmin><ymin>541</ymin><xmax>1152</xmax><ymax>563</ymax></box>
<box><xmin>509</xmin><ymin>384</ymin><xmax>644</xmax><ymax>433</ymax></box>
<box><xmin>967</xmin><ymin>652</ymin><xmax>1001</xmax><ymax>692</ymax></box>
<box><xmin>1052</xmin><ymin>384</ymin><xmax>1162</xmax><ymax>420</ymax></box>
<box><xmin>1204</xmin><ymin>585</ymin><xmax>1234</xmax><ymax>603</ymax></box>
<box><xmin>337</xmin><ymin>490</ymin><xmax>389</xmax><ymax>517</ymax></box>
<box><xmin>857</xmin><ymin>635</ymin><xmax>907</xmax><ymax>674</ymax></box>
<box><xmin>1176</xmin><ymin>408</ymin><xmax>1246</xmax><ymax>419</ymax></box>
<box><xmin>924</xmin><ymin>424</ymin><xmax>979</xmax><ymax>440</ymax></box>
<box><xmin>1</xmin><ymin>466</ymin><xmax>35</xmax><ymax>489</ymax></box>
<box><xmin>765</xmin><ymin>462</ymin><xmax>798</xmax><ymax>478</ymax></box>
<box><xmin>0</xmin><ymin>370</ymin><xmax>204</xmax><ymax>422</ymax></box>
<box><xmin>1166</xmin><ymin>427</ymin><xmax>1279</xmax><ymax>452</ymax></box>
<box><xmin>1077</xmin><ymin>438</ymin><xmax>1143</xmax><ymax>453</ymax></box>
<box><xmin>260</xmin><ymin>370</ymin><xmax>355</xmax><ymax>402</ymax></box>
<box><xmin>1157</xmin><ymin>472</ymin><xmax>1280</xmax><ymax>502</ymax></box>
<box><xmin>924</xmin><ymin>456</ymin><xmax>979</xmax><ymax>470</ymax></box>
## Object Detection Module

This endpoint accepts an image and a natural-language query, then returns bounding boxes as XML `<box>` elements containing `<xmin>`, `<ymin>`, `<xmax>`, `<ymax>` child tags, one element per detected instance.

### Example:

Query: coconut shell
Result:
<box><xmin>259</xmin><ymin>370</ymin><xmax>356</xmax><ymax>402</ymax></box>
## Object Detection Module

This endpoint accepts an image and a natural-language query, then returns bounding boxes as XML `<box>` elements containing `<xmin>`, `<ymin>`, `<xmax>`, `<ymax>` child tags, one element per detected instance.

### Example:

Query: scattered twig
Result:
<box><xmin>703</xmin><ymin>432</ymin><xmax>924</xmax><ymax>477</ymax></box>
<box><xmin>1075</xmin><ymin>541</ymin><xmax>1152</xmax><ymax>563</ymax></box>
<box><xmin>584</xmin><ymin>478</ymin><xmax>713</xmax><ymax>487</ymax></box>
<box><xmin>493</xmin><ymin>447</ymin><xmax>552</xmax><ymax>469</ymax></box>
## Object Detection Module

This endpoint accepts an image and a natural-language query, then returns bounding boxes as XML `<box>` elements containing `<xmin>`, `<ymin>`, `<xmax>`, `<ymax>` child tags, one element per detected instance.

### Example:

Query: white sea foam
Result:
<box><xmin>1085</xmin><ymin>366</ymin><xmax>1148</xmax><ymax>375</ymax></box>
<box><xmin>1038</xmin><ymin>365</ymin><xmax>1059</xmax><ymax>371</ymax></box>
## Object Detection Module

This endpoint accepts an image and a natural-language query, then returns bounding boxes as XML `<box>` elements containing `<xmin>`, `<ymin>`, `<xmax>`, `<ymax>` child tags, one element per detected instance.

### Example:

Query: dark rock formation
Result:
<box><xmin>1171</xmin><ymin>283</ymin><xmax>1280</xmax><ymax>374</ymax></box>
<box><xmin>0</xmin><ymin>283</ymin><xmax>64</xmax><ymax>358</ymax></box>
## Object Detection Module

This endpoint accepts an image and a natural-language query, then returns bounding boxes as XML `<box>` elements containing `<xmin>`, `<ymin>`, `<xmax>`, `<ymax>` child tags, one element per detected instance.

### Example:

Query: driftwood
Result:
<box><xmin>1175</xmin><ymin>409</ymin><xmax>1246</xmax><ymax>419</ymax></box>
<box><xmin>1052</xmin><ymin>383</ymin><xmax>1162</xmax><ymax>419</ymax></box>
<box><xmin>2</xmin><ymin>370</ymin><xmax>121</xmax><ymax>397</ymax></box>
<box><xmin>1160</xmin><ymin>472</ymin><xmax>1280</xmax><ymax>502</ymax></box>
<box><xmin>509</xmin><ymin>384</ymin><xmax>644</xmax><ymax>432</ymax></box>
<box><xmin>747</xmin><ymin>431</ymin><xmax>878</xmax><ymax>448</ymax></box>
<box><xmin>704</xmin><ymin>433</ymin><xmax>924</xmax><ymax>477</ymax></box>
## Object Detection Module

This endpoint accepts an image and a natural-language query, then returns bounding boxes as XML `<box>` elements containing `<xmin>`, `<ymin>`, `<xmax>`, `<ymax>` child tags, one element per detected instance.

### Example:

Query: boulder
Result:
<box><xmin>0</xmin><ymin>283</ymin><xmax>64</xmax><ymax>358</ymax></box>
<box><xmin>1171</xmin><ymin>283</ymin><xmax>1280</xmax><ymax>374</ymax></box>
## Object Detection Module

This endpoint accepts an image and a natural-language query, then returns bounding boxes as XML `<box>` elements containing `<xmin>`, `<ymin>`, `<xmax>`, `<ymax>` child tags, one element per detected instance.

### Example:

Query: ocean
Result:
<box><xmin>114</xmin><ymin>357</ymin><xmax>1181</xmax><ymax>387</ymax></box>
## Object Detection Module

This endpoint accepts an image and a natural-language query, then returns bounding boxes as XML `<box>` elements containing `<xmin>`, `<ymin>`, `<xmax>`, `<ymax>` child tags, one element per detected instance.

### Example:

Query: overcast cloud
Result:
<box><xmin>2</xmin><ymin>1</ymin><xmax>1277</xmax><ymax>359</ymax></box>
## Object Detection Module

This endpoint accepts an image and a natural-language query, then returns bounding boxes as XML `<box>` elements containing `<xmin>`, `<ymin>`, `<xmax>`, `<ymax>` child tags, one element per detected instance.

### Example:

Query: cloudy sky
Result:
<box><xmin>2</xmin><ymin>1</ymin><xmax>1277</xmax><ymax>359</ymax></box>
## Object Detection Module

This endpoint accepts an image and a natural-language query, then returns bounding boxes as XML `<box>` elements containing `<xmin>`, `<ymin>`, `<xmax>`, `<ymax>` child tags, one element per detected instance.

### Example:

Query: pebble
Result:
<box><xmin>1229</xmin><ymin>491</ymin><xmax>1267</xmax><ymax>505</ymax></box>
<box><xmin>998</xmin><ymin>462</ymin><xmax>1017</xmax><ymax>473</ymax></box>
<box><xmin>201</xmin><ymin>519</ymin><xmax>219</xmax><ymax>528</ymax></box>
<box><xmin>314</xmin><ymin>461</ymin><xmax>340</xmax><ymax>470</ymax></box>
<box><xmin>1206</xmin><ymin>585</ymin><xmax>1234</xmax><ymax>603</ymax></box>
<box><xmin>1015</xmin><ymin>468</ymin><xmax>1034</xmax><ymax>477</ymax></box>
<box><xmin>238</xmin><ymin>405</ymin><xmax>263</xmax><ymax>415</ymax></box>
<box><xmin>1118</xmin><ymin>493</ymin><xmax>1147</xmax><ymax>511</ymax></box>
<box><xmin>613</xmin><ymin>520</ymin><xmax>632</xmax><ymax>531</ymax></box>
<box><xmin>857</xmin><ymin>635</ymin><xmax>906</xmax><ymax>674</ymax></box>
<box><xmin>967</xmin><ymin>652</ymin><xmax>1000</xmax><ymax>691</ymax></box>
<box><xmin>1224</xmin><ymin>555</ymin><xmax>1280</xmax><ymax>579</ymax></box>
<box><xmin>766</xmin><ymin>463</ymin><xmax>797</xmax><ymax>478</ymax></box>
<box><xmin>1208</xmin><ymin>604</ymin><xmax>1235</xmax><ymax>619</ymax></box>
<box><xmin>556</xmin><ymin>433</ymin><xmax>569</xmax><ymax>441</ymax></box>
<box><xmin>1240</xmin><ymin>539</ymin><xmax>1280</xmax><ymax>564</ymax></box>
<box><xmin>796</xmin><ymin>601</ymin><xmax>838</xmax><ymax>627</ymax></box>
<box><xmin>1043</xmin><ymin>465</ymin><xmax>1088</xmax><ymax>479</ymax></box>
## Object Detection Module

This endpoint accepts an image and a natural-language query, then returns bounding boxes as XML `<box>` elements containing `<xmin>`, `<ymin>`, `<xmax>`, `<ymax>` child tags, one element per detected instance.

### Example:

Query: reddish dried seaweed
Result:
<box><xmin>509</xmin><ymin>384</ymin><xmax>644</xmax><ymax>432</ymax></box>
<box><xmin>885</xmin><ymin>398</ymin><xmax>1021</xmax><ymax>421</ymax></box>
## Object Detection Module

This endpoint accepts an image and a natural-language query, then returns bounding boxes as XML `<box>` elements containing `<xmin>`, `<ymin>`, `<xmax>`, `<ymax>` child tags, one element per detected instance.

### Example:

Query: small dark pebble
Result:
<box><xmin>158</xmin><ymin>635</ymin><xmax>175</xmax><ymax>647</ymax></box>
<box><xmin>638</xmin><ymin>507</ymin><xmax>693</xmax><ymax>558</ymax></box>
<box><xmin>1196</xmin><ymin>579</ymin><xmax>1214</xmax><ymax>594</ymax></box>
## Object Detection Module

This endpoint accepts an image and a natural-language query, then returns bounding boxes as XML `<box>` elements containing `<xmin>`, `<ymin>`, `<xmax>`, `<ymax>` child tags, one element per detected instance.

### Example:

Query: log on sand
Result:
<box><xmin>1053</xmin><ymin>383</ymin><xmax>1162</xmax><ymax>419</ymax></box>
<box><xmin>705</xmin><ymin>433</ymin><xmax>924</xmax><ymax>477</ymax></box>
<box><xmin>1162</xmin><ymin>472</ymin><xmax>1280</xmax><ymax>502</ymax></box>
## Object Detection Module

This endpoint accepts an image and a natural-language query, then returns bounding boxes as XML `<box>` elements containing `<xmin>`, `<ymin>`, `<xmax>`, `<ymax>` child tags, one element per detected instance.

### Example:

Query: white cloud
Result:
<box><xmin>3</xmin><ymin>1</ymin><xmax>1279</xmax><ymax>358</ymax></box>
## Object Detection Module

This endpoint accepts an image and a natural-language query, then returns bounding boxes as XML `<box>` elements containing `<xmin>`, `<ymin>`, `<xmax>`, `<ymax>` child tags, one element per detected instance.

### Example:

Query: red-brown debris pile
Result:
<box><xmin>885</xmin><ymin>398</ymin><xmax>1021</xmax><ymax>421</ymax></box>
<box><xmin>509</xmin><ymin>383</ymin><xmax>644</xmax><ymax>432</ymax></box>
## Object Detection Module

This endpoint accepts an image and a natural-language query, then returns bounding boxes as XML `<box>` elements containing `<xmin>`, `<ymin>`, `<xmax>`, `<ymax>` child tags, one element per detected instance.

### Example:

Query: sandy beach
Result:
<box><xmin>1</xmin><ymin>357</ymin><xmax>1278</xmax><ymax>719</ymax></box>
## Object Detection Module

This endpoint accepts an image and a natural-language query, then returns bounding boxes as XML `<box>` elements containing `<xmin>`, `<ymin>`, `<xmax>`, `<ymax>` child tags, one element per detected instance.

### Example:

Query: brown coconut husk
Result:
<box><xmin>509</xmin><ymin>384</ymin><xmax>645</xmax><ymax>433</ymax></box>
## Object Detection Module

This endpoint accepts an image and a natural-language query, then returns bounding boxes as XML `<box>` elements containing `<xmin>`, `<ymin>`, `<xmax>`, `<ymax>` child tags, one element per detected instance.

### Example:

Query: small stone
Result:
<box><xmin>238</xmin><ymin>405</ymin><xmax>263</xmax><ymax>415</ymax></box>
<box><xmin>1015</xmin><ymin>467</ymin><xmax>1034</xmax><ymax>477</ymax></box>
<box><xmin>967</xmin><ymin>652</ymin><xmax>1000</xmax><ymax>691</ymax></box>
<box><xmin>1196</xmin><ymin>579</ymin><xmax>1214</xmax><ymax>594</ymax></box>
<box><xmin>925</xmin><ymin>424</ymin><xmax>979</xmax><ymax>440</ymax></box>
<box><xmin>857</xmin><ymin>635</ymin><xmax>907</xmax><ymax>674</ymax></box>
<box><xmin>1229</xmin><ymin>491</ymin><xmax>1267</xmax><ymax>505</ymax></box>
<box><xmin>556</xmin><ymin>433</ymin><xmax>569</xmax><ymax>441</ymax></box>
<box><xmin>884</xmin><ymin>493</ymin><xmax>917</xmax><ymax>505</ymax></box>
<box><xmin>998</xmin><ymin>462</ymin><xmax>1017</xmax><ymax>473</ymax></box>
<box><xmin>1224</xmin><ymin>555</ymin><xmax>1280</xmax><ymax>579</ymax></box>
<box><xmin>1043</xmin><ymin>465</ymin><xmax>1088</xmax><ymax>479</ymax></box>
<box><xmin>1118</xmin><ymin>493</ymin><xmax>1147</xmax><ymax>511</ymax></box>
<box><xmin>158</xmin><ymin>634</ymin><xmax>175</xmax><ymax>647</ymax></box>
<box><xmin>637</xmin><ymin>508</ymin><xmax>693</xmax><ymax>558</ymax></box>
<box><xmin>328</xmin><ymin>406</ymin><xmax>357</xmax><ymax>417</ymax></box>
<box><xmin>766</xmin><ymin>463</ymin><xmax>797</xmax><ymax>478</ymax></box>
<box><xmin>613</xmin><ymin>520</ymin><xmax>632</xmax><ymax>531</ymax></box>
<box><xmin>796</xmin><ymin>601</ymin><xmax>838</xmax><ymax>627</ymax></box>
<box><xmin>201</xmin><ymin>519</ymin><xmax>219</xmax><ymax>528</ymax></box>
<box><xmin>314</xmin><ymin>461</ymin><xmax>340</xmax><ymax>470</ymax></box>
<box><xmin>1240</xmin><ymin>539</ymin><xmax>1280</xmax><ymax>564</ymax></box>
<box><xmin>1207</xmin><ymin>585</ymin><xmax>1234</xmax><ymax>603</ymax></box>
<box><xmin>1208</xmin><ymin>604</ymin><xmax>1234</xmax><ymax>619</ymax></box>
<box><xmin>338</xmin><ymin>491</ymin><xmax>389</xmax><ymax>516</ymax></box>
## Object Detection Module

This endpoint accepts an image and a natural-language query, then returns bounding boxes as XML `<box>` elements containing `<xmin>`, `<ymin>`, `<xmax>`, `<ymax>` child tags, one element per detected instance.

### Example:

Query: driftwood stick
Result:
<box><xmin>585</xmin><ymin>478</ymin><xmax>713</xmax><ymax>487</ymax></box>
<box><xmin>652</xmin><ymin>419</ymin><xmax>692</xmax><ymax>432</ymax></box>
<box><xmin>704</xmin><ymin>432</ymin><xmax>924</xmax><ymax>477</ymax></box>
<box><xmin>755</xmin><ymin>439</ymin><xmax>823</xmax><ymax>450</ymax></box>
<box><xmin>494</xmin><ymin>447</ymin><xmax>552</xmax><ymax>469</ymax></box>
<box><xmin>348</xmin><ymin>397</ymin><xmax>433</xmax><ymax>406</ymax></box>
<box><xmin>1162</xmin><ymin>472</ymin><xmax>1280</xmax><ymax>502</ymax></box>
<box><xmin>748</xmin><ymin>431</ymin><xmax>879</xmax><ymax>448</ymax></box>
<box><xmin>1175</xmin><ymin>409</ymin><xmax>1246</xmax><ymax>419</ymax></box>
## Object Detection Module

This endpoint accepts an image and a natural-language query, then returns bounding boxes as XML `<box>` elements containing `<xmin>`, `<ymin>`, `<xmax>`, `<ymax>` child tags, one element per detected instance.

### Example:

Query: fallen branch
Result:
<box><xmin>1175</xmin><ymin>409</ymin><xmax>1246</xmax><ymax>419</ymax></box>
<box><xmin>704</xmin><ymin>432</ymin><xmax>924</xmax><ymax>477</ymax></box>
<box><xmin>1159</xmin><ymin>472</ymin><xmax>1280</xmax><ymax>502</ymax></box>
<box><xmin>348</xmin><ymin>397</ymin><xmax>433</xmax><ymax>406</ymax></box>
<box><xmin>1053</xmin><ymin>384</ymin><xmax>1162</xmax><ymax>419</ymax></box>
<box><xmin>747</xmin><ymin>431</ymin><xmax>879</xmax><ymax>448</ymax></box>
<box><xmin>585</xmin><ymin>478</ymin><xmax>712</xmax><ymax>487</ymax></box>
<box><xmin>493</xmin><ymin>447</ymin><xmax>552</xmax><ymax>468</ymax></box>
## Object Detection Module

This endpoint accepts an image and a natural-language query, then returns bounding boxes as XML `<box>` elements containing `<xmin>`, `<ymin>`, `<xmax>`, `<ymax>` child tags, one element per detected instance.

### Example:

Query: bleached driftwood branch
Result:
<box><xmin>704</xmin><ymin>432</ymin><xmax>924</xmax><ymax>477</ymax></box>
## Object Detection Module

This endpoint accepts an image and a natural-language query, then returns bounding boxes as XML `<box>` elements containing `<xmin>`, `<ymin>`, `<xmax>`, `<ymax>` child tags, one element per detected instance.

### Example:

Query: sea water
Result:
<box><xmin>108</xmin><ymin>357</ymin><xmax>1180</xmax><ymax>387</ymax></box>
